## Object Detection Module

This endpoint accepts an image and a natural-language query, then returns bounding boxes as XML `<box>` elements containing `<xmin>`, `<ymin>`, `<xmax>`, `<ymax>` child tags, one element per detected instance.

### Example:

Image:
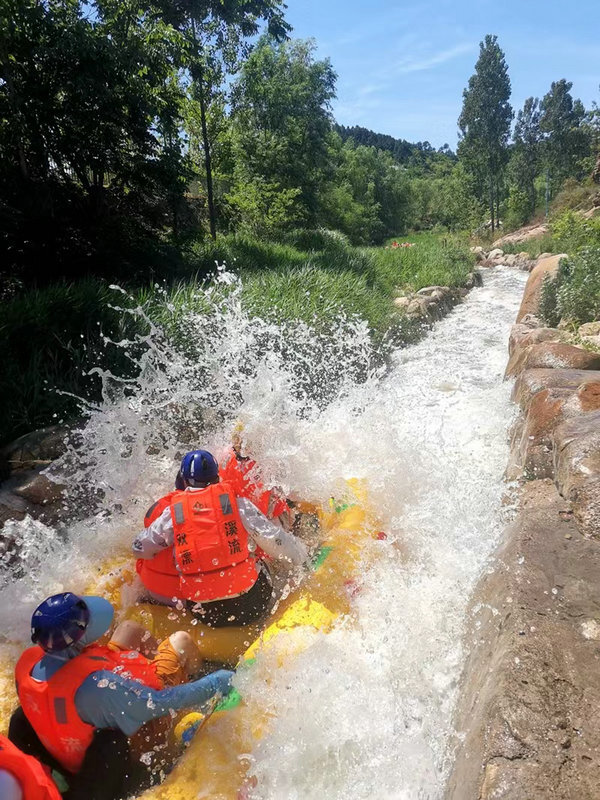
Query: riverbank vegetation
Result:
<box><xmin>2</xmin><ymin>0</ymin><xmax>600</xmax><ymax>445</ymax></box>
<box><xmin>0</xmin><ymin>231</ymin><xmax>474</xmax><ymax>444</ymax></box>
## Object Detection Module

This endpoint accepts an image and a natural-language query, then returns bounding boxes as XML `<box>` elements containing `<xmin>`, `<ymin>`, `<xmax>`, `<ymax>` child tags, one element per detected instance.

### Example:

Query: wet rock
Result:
<box><xmin>516</xmin><ymin>254</ymin><xmax>567</xmax><ymax>322</ymax></box>
<box><xmin>12</xmin><ymin>470</ymin><xmax>65</xmax><ymax>506</ymax></box>
<box><xmin>507</xmin><ymin>384</ymin><xmax>600</xmax><ymax>480</ymax></box>
<box><xmin>0</xmin><ymin>425</ymin><xmax>69</xmax><ymax>474</ymax></box>
<box><xmin>506</xmin><ymin>342</ymin><xmax>600</xmax><ymax>378</ymax></box>
<box><xmin>553</xmin><ymin>411</ymin><xmax>600</xmax><ymax>539</ymax></box>
<box><xmin>406</xmin><ymin>297</ymin><xmax>429</xmax><ymax>317</ymax></box>
<box><xmin>512</xmin><ymin>369</ymin><xmax>600</xmax><ymax>411</ymax></box>
<box><xmin>488</xmin><ymin>248</ymin><xmax>504</xmax><ymax>261</ymax></box>
<box><xmin>465</xmin><ymin>271</ymin><xmax>483</xmax><ymax>290</ymax></box>
<box><xmin>507</xmin><ymin>323</ymin><xmax>569</xmax><ymax>361</ymax></box>
<box><xmin>447</xmin><ymin>480</ymin><xmax>600</xmax><ymax>800</ymax></box>
<box><xmin>0</xmin><ymin>490</ymin><xmax>30</xmax><ymax>526</ymax></box>
<box><xmin>416</xmin><ymin>285</ymin><xmax>449</xmax><ymax>297</ymax></box>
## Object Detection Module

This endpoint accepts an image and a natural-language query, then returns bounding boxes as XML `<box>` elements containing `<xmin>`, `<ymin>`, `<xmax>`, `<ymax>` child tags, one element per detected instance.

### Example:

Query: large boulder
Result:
<box><xmin>507</xmin><ymin>384</ymin><xmax>600</xmax><ymax>480</ymax></box>
<box><xmin>511</xmin><ymin>369</ymin><xmax>600</xmax><ymax>411</ymax></box>
<box><xmin>493</xmin><ymin>223</ymin><xmax>549</xmax><ymax>248</ymax></box>
<box><xmin>447</xmin><ymin>480</ymin><xmax>600</xmax><ymax>800</ymax></box>
<box><xmin>0</xmin><ymin>425</ymin><xmax>71</xmax><ymax>528</ymax></box>
<box><xmin>516</xmin><ymin>254</ymin><xmax>567</xmax><ymax>322</ymax></box>
<box><xmin>12</xmin><ymin>469</ymin><xmax>65</xmax><ymax>506</ymax></box>
<box><xmin>0</xmin><ymin>426</ymin><xmax>69</xmax><ymax>474</ymax></box>
<box><xmin>553</xmin><ymin>411</ymin><xmax>600</xmax><ymax>539</ymax></box>
<box><xmin>505</xmin><ymin>342</ymin><xmax>600</xmax><ymax>378</ymax></box>
<box><xmin>507</xmin><ymin>323</ymin><xmax>569</xmax><ymax>359</ymax></box>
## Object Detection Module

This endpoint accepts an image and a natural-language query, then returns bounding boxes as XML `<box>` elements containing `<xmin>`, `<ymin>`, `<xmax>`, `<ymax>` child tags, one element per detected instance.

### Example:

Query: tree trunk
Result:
<box><xmin>190</xmin><ymin>18</ymin><xmax>216</xmax><ymax>241</ymax></box>
<box><xmin>489</xmin><ymin>175</ymin><xmax>495</xmax><ymax>234</ymax></box>
<box><xmin>198</xmin><ymin>71</ymin><xmax>217</xmax><ymax>241</ymax></box>
<box><xmin>495</xmin><ymin>181</ymin><xmax>500</xmax><ymax>229</ymax></box>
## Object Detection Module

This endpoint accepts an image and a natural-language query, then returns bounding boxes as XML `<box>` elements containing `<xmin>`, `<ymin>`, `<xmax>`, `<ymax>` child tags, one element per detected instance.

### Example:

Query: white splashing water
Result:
<box><xmin>0</xmin><ymin>265</ymin><xmax>526</xmax><ymax>799</ymax></box>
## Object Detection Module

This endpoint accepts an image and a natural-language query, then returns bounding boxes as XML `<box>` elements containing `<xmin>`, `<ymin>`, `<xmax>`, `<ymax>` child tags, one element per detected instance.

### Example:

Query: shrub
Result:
<box><xmin>540</xmin><ymin>248</ymin><xmax>600</xmax><ymax>326</ymax></box>
<box><xmin>505</xmin><ymin>186</ymin><xmax>532</xmax><ymax>230</ymax></box>
<box><xmin>0</xmin><ymin>280</ymin><xmax>140</xmax><ymax>444</ymax></box>
<box><xmin>551</xmin><ymin>210</ymin><xmax>600</xmax><ymax>253</ymax></box>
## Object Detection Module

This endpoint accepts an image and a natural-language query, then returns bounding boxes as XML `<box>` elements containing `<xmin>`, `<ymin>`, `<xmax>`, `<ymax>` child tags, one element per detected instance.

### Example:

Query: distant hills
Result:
<box><xmin>335</xmin><ymin>124</ymin><xmax>456</xmax><ymax>169</ymax></box>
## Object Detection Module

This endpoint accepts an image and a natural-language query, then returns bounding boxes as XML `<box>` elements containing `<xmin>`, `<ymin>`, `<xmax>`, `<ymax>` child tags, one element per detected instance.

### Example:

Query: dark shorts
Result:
<box><xmin>190</xmin><ymin>564</ymin><xmax>273</xmax><ymax>627</ymax></box>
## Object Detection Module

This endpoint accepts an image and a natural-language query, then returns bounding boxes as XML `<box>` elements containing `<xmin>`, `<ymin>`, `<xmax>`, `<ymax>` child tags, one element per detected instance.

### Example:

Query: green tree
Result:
<box><xmin>229</xmin><ymin>37</ymin><xmax>336</xmax><ymax>230</ymax></box>
<box><xmin>156</xmin><ymin>0</ymin><xmax>290</xmax><ymax>240</ymax></box>
<box><xmin>458</xmin><ymin>34</ymin><xmax>513</xmax><ymax>233</ymax></box>
<box><xmin>0</xmin><ymin>0</ymin><xmax>188</xmax><ymax>279</ymax></box>
<box><xmin>540</xmin><ymin>79</ymin><xmax>590</xmax><ymax>192</ymax></box>
<box><xmin>509</xmin><ymin>96</ymin><xmax>542</xmax><ymax>218</ymax></box>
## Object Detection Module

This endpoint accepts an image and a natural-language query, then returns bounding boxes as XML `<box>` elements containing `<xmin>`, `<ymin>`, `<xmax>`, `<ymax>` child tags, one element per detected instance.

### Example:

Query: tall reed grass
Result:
<box><xmin>0</xmin><ymin>231</ymin><xmax>474</xmax><ymax>445</ymax></box>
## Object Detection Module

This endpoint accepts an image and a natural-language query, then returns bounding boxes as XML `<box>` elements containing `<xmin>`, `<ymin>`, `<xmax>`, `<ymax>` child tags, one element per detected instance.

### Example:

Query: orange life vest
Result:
<box><xmin>220</xmin><ymin>451</ymin><xmax>288</xmax><ymax>518</ymax></box>
<box><xmin>15</xmin><ymin>644</ymin><xmax>162</xmax><ymax>775</ymax></box>
<box><xmin>136</xmin><ymin>481</ymin><xmax>259</xmax><ymax>603</ymax></box>
<box><xmin>0</xmin><ymin>735</ymin><xmax>61</xmax><ymax>800</ymax></box>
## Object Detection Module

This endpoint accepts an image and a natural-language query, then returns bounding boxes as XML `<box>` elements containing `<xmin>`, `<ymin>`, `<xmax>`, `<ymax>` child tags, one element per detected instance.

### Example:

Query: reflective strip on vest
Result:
<box><xmin>53</xmin><ymin>698</ymin><xmax>67</xmax><ymax>725</ymax></box>
<box><xmin>219</xmin><ymin>493</ymin><xmax>233</xmax><ymax>516</ymax></box>
<box><xmin>173</xmin><ymin>502</ymin><xmax>185</xmax><ymax>525</ymax></box>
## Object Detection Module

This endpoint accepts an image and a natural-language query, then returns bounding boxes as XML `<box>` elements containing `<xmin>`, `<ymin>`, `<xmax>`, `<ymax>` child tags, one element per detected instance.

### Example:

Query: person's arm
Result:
<box><xmin>237</xmin><ymin>497</ymin><xmax>308</xmax><ymax>565</ymax></box>
<box><xmin>75</xmin><ymin>669</ymin><xmax>234</xmax><ymax>737</ymax></box>
<box><xmin>0</xmin><ymin>771</ymin><xmax>22</xmax><ymax>800</ymax></box>
<box><xmin>132</xmin><ymin>507</ymin><xmax>174</xmax><ymax>559</ymax></box>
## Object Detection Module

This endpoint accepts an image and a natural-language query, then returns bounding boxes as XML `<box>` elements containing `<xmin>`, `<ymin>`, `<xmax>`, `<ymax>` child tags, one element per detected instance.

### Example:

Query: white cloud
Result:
<box><xmin>394</xmin><ymin>43</ymin><xmax>475</xmax><ymax>74</ymax></box>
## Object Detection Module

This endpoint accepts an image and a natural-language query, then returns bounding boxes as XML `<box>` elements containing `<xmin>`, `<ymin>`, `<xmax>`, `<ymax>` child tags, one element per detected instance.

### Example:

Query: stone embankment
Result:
<box><xmin>470</xmin><ymin>245</ymin><xmax>539</xmax><ymax>272</ymax></box>
<box><xmin>447</xmin><ymin>256</ymin><xmax>600</xmax><ymax>799</ymax></box>
<box><xmin>394</xmin><ymin>272</ymin><xmax>482</xmax><ymax>322</ymax></box>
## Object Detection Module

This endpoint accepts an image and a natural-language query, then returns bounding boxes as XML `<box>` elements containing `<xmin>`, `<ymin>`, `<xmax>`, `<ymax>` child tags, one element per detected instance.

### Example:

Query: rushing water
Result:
<box><xmin>0</xmin><ymin>265</ymin><xmax>526</xmax><ymax>799</ymax></box>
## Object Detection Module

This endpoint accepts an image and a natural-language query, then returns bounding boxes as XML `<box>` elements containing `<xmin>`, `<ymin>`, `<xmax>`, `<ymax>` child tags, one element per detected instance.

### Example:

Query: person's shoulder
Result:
<box><xmin>144</xmin><ymin>492</ymin><xmax>177</xmax><ymax>523</ymax></box>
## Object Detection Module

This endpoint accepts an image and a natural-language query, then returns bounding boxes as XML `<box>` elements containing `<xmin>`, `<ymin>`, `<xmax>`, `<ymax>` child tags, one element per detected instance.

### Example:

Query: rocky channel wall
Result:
<box><xmin>447</xmin><ymin>256</ymin><xmax>600</xmax><ymax>800</ymax></box>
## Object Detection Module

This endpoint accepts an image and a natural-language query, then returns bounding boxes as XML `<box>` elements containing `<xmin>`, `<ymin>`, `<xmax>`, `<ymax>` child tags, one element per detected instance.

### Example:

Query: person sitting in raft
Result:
<box><xmin>133</xmin><ymin>449</ymin><xmax>308</xmax><ymax>628</ymax></box>
<box><xmin>0</xmin><ymin>735</ymin><xmax>62</xmax><ymax>800</ymax></box>
<box><xmin>9</xmin><ymin>592</ymin><xmax>233</xmax><ymax>800</ymax></box>
<box><xmin>220</xmin><ymin>424</ymin><xmax>293</xmax><ymax>531</ymax></box>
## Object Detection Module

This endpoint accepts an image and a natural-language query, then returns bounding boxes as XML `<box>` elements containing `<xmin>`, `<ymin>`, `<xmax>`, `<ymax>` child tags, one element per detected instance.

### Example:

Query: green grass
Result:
<box><xmin>367</xmin><ymin>231</ymin><xmax>474</xmax><ymax>295</ymax></box>
<box><xmin>0</xmin><ymin>230</ymin><xmax>475</xmax><ymax>446</ymax></box>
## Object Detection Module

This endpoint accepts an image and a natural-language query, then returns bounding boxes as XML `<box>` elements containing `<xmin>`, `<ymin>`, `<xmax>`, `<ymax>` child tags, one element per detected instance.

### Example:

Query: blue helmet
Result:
<box><xmin>179</xmin><ymin>450</ymin><xmax>219</xmax><ymax>488</ymax></box>
<box><xmin>31</xmin><ymin>592</ymin><xmax>90</xmax><ymax>653</ymax></box>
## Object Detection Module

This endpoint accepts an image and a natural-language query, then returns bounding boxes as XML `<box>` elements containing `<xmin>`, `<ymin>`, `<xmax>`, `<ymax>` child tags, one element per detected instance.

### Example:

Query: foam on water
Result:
<box><xmin>0</xmin><ymin>265</ymin><xmax>526</xmax><ymax>798</ymax></box>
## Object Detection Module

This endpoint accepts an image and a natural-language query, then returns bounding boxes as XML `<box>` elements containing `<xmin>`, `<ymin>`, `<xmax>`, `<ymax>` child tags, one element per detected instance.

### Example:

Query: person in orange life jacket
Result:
<box><xmin>220</xmin><ymin>425</ymin><xmax>293</xmax><ymax>531</ymax></box>
<box><xmin>10</xmin><ymin>592</ymin><xmax>234</xmax><ymax>800</ymax></box>
<box><xmin>134</xmin><ymin>449</ymin><xmax>308</xmax><ymax>628</ymax></box>
<box><xmin>0</xmin><ymin>735</ymin><xmax>62</xmax><ymax>800</ymax></box>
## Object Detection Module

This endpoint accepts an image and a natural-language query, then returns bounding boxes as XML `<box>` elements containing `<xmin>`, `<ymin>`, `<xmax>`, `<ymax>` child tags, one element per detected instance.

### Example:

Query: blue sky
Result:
<box><xmin>284</xmin><ymin>0</ymin><xmax>600</xmax><ymax>148</ymax></box>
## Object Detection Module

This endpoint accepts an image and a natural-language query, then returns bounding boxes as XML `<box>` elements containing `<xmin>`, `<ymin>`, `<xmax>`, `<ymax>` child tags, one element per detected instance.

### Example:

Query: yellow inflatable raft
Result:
<box><xmin>0</xmin><ymin>481</ymin><xmax>382</xmax><ymax>800</ymax></box>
